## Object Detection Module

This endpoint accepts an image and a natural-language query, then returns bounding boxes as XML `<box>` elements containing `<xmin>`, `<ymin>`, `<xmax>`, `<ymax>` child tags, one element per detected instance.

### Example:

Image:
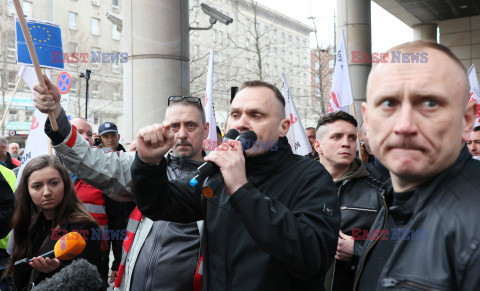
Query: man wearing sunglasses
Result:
<box><xmin>131</xmin><ymin>80</ymin><xmax>340</xmax><ymax>290</ymax></box>
<box><xmin>32</xmin><ymin>77</ymin><xmax>208</xmax><ymax>291</ymax></box>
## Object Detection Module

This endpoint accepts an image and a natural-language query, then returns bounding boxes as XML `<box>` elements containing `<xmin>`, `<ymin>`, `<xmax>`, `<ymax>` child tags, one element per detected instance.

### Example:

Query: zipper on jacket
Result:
<box><xmin>381</xmin><ymin>278</ymin><xmax>441</xmax><ymax>291</ymax></box>
<box><xmin>353</xmin><ymin>196</ymin><xmax>389</xmax><ymax>290</ymax></box>
<box><xmin>340</xmin><ymin>206</ymin><xmax>378</xmax><ymax>212</ymax></box>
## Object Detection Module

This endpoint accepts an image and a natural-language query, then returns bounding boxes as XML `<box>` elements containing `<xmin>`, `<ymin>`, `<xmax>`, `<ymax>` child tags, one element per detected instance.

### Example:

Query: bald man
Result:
<box><xmin>354</xmin><ymin>41</ymin><xmax>480</xmax><ymax>290</ymax></box>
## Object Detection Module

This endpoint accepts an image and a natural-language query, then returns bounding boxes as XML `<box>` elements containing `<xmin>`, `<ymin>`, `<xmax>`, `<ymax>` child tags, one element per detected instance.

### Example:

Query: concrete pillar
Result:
<box><xmin>122</xmin><ymin>0</ymin><xmax>190</xmax><ymax>141</ymax></box>
<box><xmin>336</xmin><ymin>0</ymin><xmax>371</xmax><ymax>125</ymax></box>
<box><xmin>413</xmin><ymin>23</ymin><xmax>437</xmax><ymax>42</ymax></box>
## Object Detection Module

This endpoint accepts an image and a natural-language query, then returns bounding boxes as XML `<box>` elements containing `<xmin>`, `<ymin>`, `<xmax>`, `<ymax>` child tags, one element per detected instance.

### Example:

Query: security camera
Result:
<box><xmin>106</xmin><ymin>11</ymin><xmax>123</xmax><ymax>31</ymax></box>
<box><xmin>201</xmin><ymin>4</ymin><xmax>233</xmax><ymax>25</ymax></box>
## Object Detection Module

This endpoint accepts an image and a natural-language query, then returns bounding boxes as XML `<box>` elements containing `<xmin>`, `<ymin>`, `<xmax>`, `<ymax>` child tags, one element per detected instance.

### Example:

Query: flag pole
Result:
<box><xmin>13</xmin><ymin>0</ymin><xmax>58</xmax><ymax>131</ymax></box>
<box><xmin>0</xmin><ymin>77</ymin><xmax>22</xmax><ymax>131</ymax></box>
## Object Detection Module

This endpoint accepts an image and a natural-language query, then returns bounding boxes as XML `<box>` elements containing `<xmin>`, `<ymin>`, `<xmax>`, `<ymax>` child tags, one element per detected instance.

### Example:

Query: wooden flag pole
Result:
<box><xmin>0</xmin><ymin>77</ymin><xmax>22</xmax><ymax>130</ymax></box>
<box><xmin>13</xmin><ymin>0</ymin><xmax>58</xmax><ymax>131</ymax></box>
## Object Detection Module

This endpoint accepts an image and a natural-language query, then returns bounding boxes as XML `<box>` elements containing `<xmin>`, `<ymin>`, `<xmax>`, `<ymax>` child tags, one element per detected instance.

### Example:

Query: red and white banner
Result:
<box><xmin>467</xmin><ymin>64</ymin><xmax>480</xmax><ymax>127</ymax></box>
<box><xmin>204</xmin><ymin>50</ymin><xmax>217</xmax><ymax>151</ymax></box>
<box><xmin>281</xmin><ymin>73</ymin><xmax>312</xmax><ymax>156</ymax></box>
<box><xmin>328</xmin><ymin>30</ymin><xmax>353</xmax><ymax>113</ymax></box>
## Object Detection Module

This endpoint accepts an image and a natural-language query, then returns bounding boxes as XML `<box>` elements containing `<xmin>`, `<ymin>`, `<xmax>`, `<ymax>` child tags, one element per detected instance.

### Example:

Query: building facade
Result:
<box><xmin>0</xmin><ymin>0</ymin><xmax>123</xmax><ymax>146</ymax></box>
<box><xmin>189</xmin><ymin>0</ymin><xmax>316</xmax><ymax>128</ymax></box>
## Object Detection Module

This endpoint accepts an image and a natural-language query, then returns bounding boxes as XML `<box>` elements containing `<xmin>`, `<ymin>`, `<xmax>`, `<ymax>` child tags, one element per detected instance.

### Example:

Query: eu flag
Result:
<box><xmin>16</xmin><ymin>19</ymin><xmax>64</xmax><ymax>70</ymax></box>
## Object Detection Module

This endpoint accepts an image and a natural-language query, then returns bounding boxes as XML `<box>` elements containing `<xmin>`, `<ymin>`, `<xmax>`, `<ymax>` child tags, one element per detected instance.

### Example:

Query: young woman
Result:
<box><xmin>4</xmin><ymin>155</ymin><xmax>101</xmax><ymax>290</ymax></box>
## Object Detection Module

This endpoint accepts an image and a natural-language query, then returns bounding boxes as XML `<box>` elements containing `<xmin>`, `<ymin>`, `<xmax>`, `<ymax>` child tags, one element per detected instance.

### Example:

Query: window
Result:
<box><xmin>7</xmin><ymin>0</ymin><xmax>15</xmax><ymax>15</ymax></box>
<box><xmin>281</xmin><ymin>32</ymin><xmax>285</xmax><ymax>43</ymax></box>
<box><xmin>112</xmin><ymin>51</ymin><xmax>120</xmax><ymax>73</ymax></box>
<box><xmin>245</xmin><ymin>59</ymin><xmax>249</xmax><ymax>70</ymax></box>
<box><xmin>91</xmin><ymin>82</ymin><xmax>99</xmax><ymax>98</ymax></box>
<box><xmin>264</xmin><ymin>45</ymin><xmax>269</xmax><ymax>56</ymax></box>
<box><xmin>8</xmin><ymin>71</ymin><xmax>16</xmax><ymax>89</ymax></box>
<box><xmin>113</xmin><ymin>83</ymin><xmax>121</xmax><ymax>99</ymax></box>
<box><xmin>113</xmin><ymin>0</ymin><xmax>119</xmax><ymax>6</ymax></box>
<box><xmin>70</xmin><ymin>79</ymin><xmax>77</xmax><ymax>94</ymax></box>
<box><xmin>296</xmin><ymin>55</ymin><xmax>300</xmax><ymax>65</ymax></box>
<box><xmin>315</xmin><ymin>61</ymin><xmax>320</xmax><ymax>70</ymax></box>
<box><xmin>25</xmin><ymin>110</ymin><xmax>33</xmax><ymax>122</ymax></box>
<box><xmin>273</xmin><ymin>66</ymin><xmax>277</xmax><ymax>75</ymax></box>
<box><xmin>68</xmin><ymin>42</ymin><xmax>77</xmax><ymax>54</ymax></box>
<box><xmin>273</xmin><ymin>48</ymin><xmax>277</xmax><ymax>57</ymax></box>
<box><xmin>92</xmin><ymin>0</ymin><xmax>100</xmax><ymax>6</ymax></box>
<box><xmin>315</xmin><ymin>75</ymin><xmax>320</xmax><ymax>83</ymax></box>
<box><xmin>112</xmin><ymin>0</ymin><xmax>119</xmax><ymax>12</ymax></box>
<box><xmin>273</xmin><ymin>29</ymin><xmax>277</xmax><ymax>41</ymax></box>
<box><xmin>91</xmin><ymin>18</ymin><xmax>100</xmax><ymax>35</ymax></box>
<box><xmin>69</xmin><ymin>12</ymin><xmax>78</xmax><ymax>29</ymax></box>
<box><xmin>23</xmin><ymin>1</ymin><xmax>32</xmax><ymax>17</ymax></box>
<box><xmin>265</xmin><ymin>63</ymin><xmax>269</xmax><ymax>73</ymax></box>
<box><xmin>218</xmin><ymin>52</ymin><xmax>222</xmax><ymax>62</ymax></box>
<box><xmin>212</xmin><ymin>30</ymin><xmax>216</xmax><ymax>42</ymax></box>
<box><xmin>193</xmin><ymin>45</ymin><xmax>198</xmax><ymax>57</ymax></box>
<box><xmin>112</xmin><ymin>24</ymin><xmax>121</xmax><ymax>40</ymax></box>
<box><xmin>303</xmin><ymin>57</ymin><xmax>307</xmax><ymax>66</ymax></box>
<box><xmin>329</xmin><ymin>59</ymin><xmax>335</xmax><ymax>69</ymax></box>
<box><xmin>91</xmin><ymin>47</ymin><xmax>101</xmax><ymax>70</ymax></box>
<box><xmin>7</xmin><ymin>31</ymin><xmax>15</xmax><ymax>50</ymax></box>
<box><xmin>245</xmin><ymin>38</ymin><xmax>249</xmax><ymax>47</ymax></box>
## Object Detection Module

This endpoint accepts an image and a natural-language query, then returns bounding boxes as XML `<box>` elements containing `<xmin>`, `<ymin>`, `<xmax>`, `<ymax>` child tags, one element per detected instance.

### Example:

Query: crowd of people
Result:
<box><xmin>0</xmin><ymin>40</ymin><xmax>478</xmax><ymax>290</ymax></box>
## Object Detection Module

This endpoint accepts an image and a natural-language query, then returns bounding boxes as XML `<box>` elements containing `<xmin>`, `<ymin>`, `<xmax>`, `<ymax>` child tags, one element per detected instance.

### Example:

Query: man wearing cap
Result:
<box><xmin>95</xmin><ymin>122</ymin><xmax>126</xmax><ymax>152</ymax></box>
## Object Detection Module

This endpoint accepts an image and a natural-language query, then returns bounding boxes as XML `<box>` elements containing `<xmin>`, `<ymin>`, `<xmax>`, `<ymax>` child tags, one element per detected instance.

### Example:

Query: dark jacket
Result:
<box><xmin>327</xmin><ymin>158</ymin><xmax>383</xmax><ymax>290</ymax></box>
<box><xmin>131</xmin><ymin>137</ymin><xmax>341</xmax><ymax>291</ymax></box>
<box><xmin>3</xmin><ymin>152</ymin><xmax>19</xmax><ymax>170</ymax></box>
<box><xmin>13</xmin><ymin>215</ymin><xmax>102</xmax><ymax>290</ymax></box>
<box><xmin>354</xmin><ymin>147</ymin><xmax>480</xmax><ymax>290</ymax></box>
<box><xmin>0</xmin><ymin>171</ymin><xmax>14</xmax><ymax>239</ymax></box>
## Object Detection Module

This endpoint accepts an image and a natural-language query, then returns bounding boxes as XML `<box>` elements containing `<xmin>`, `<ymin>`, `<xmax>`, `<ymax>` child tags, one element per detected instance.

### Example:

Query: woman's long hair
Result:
<box><xmin>4</xmin><ymin>155</ymin><xmax>98</xmax><ymax>277</ymax></box>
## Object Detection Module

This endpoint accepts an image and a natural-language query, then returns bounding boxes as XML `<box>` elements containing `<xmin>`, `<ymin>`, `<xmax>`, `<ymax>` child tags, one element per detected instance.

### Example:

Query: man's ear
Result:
<box><xmin>204</xmin><ymin>122</ymin><xmax>209</xmax><ymax>139</ymax></box>
<box><xmin>361</xmin><ymin>102</ymin><xmax>368</xmax><ymax>127</ymax></box>
<box><xmin>314</xmin><ymin>139</ymin><xmax>322</xmax><ymax>155</ymax></box>
<box><xmin>462</xmin><ymin>100</ymin><xmax>477</xmax><ymax>142</ymax></box>
<box><xmin>279</xmin><ymin>118</ymin><xmax>290</xmax><ymax>137</ymax></box>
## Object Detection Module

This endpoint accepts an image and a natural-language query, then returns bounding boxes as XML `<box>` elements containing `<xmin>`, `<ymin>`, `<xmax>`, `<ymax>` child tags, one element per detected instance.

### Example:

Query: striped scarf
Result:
<box><xmin>114</xmin><ymin>206</ymin><xmax>143</xmax><ymax>288</ymax></box>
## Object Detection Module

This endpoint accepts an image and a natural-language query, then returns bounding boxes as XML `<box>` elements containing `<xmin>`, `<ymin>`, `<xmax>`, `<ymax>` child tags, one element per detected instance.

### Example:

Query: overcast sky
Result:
<box><xmin>255</xmin><ymin>0</ymin><xmax>413</xmax><ymax>52</ymax></box>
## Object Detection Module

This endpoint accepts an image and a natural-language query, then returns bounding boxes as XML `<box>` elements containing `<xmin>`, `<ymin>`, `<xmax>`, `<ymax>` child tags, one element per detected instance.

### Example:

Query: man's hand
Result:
<box><xmin>110</xmin><ymin>270</ymin><xmax>118</xmax><ymax>283</ymax></box>
<box><xmin>33</xmin><ymin>74</ymin><xmax>62</xmax><ymax>119</ymax></box>
<box><xmin>335</xmin><ymin>230</ymin><xmax>354</xmax><ymax>262</ymax></box>
<box><xmin>29</xmin><ymin>257</ymin><xmax>61</xmax><ymax>273</ymax></box>
<box><xmin>204</xmin><ymin>140</ymin><xmax>248</xmax><ymax>196</ymax></box>
<box><xmin>136</xmin><ymin>122</ymin><xmax>174</xmax><ymax>165</ymax></box>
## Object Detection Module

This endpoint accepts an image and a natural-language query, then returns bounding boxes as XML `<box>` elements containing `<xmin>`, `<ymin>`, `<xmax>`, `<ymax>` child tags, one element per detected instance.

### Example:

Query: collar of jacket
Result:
<box><xmin>383</xmin><ymin>145</ymin><xmax>472</xmax><ymax>217</ymax></box>
<box><xmin>166</xmin><ymin>152</ymin><xmax>205</xmax><ymax>171</ymax></box>
<box><xmin>244</xmin><ymin>136</ymin><xmax>292</xmax><ymax>181</ymax></box>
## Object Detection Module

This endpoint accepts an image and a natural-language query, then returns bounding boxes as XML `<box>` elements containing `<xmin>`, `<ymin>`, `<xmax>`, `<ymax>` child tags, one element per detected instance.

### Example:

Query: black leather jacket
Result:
<box><xmin>338</xmin><ymin>175</ymin><xmax>383</xmax><ymax>268</ymax></box>
<box><xmin>354</xmin><ymin>147</ymin><xmax>480</xmax><ymax>290</ymax></box>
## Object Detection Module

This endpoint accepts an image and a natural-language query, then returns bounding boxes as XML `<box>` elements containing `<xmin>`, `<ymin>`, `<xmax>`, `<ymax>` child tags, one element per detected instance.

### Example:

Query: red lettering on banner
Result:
<box><xmin>290</xmin><ymin>113</ymin><xmax>297</xmax><ymax>125</ymax></box>
<box><xmin>30</xmin><ymin>116</ymin><xmax>39</xmax><ymax>130</ymax></box>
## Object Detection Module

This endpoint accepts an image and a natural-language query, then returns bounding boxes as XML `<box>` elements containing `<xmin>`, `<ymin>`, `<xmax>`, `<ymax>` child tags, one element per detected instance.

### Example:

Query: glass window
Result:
<box><xmin>91</xmin><ymin>18</ymin><xmax>100</xmax><ymax>35</ymax></box>
<box><xmin>7</xmin><ymin>31</ymin><xmax>15</xmax><ymax>49</ymax></box>
<box><xmin>23</xmin><ymin>1</ymin><xmax>32</xmax><ymax>17</ymax></box>
<box><xmin>69</xmin><ymin>12</ymin><xmax>78</xmax><ymax>30</ymax></box>
<box><xmin>112</xmin><ymin>24</ymin><xmax>121</xmax><ymax>40</ymax></box>
<box><xmin>329</xmin><ymin>59</ymin><xmax>335</xmax><ymax>69</ymax></box>
<box><xmin>8</xmin><ymin>71</ymin><xmax>16</xmax><ymax>89</ymax></box>
<box><xmin>7</xmin><ymin>0</ymin><xmax>15</xmax><ymax>15</ymax></box>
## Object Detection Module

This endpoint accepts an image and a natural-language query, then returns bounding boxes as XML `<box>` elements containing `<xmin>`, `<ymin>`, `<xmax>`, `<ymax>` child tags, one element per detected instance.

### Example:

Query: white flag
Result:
<box><xmin>328</xmin><ymin>30</ymin><xmax>353</xmax><ymax>113</ymax></box>
<box><xmin>15</xmin><ymin>66</ymin><xmax>52</xmax><ymax>188</ymax></box>
<box><xmin>281</xmin><ymin>73</ymin><xmax>312</xmax><ymax>156</ymax></box>
<box><xmin>467</xmin><ymin>64</ymin><xmax>480</xmax><ymax>127</ymax></box>
<box><xmin>204</xmin><ymin>50</ymin><xmax>217</xmax><ymax>151</ymax></box>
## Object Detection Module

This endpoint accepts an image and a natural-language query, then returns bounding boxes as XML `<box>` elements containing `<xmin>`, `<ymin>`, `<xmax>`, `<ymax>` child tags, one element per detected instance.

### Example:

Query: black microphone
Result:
<box><xmin>32</xmin><ymin>258</ymin><xmax>103</xmax><ymax>290</ymax></box>
<box><xmin>189</xmin><ymin>129</ymin><xmax>239</xmax><ymax>187</ymax></box>
<box><xmin>189</xmin><ymin>130</ymin><xmax>257</xmax><ymax>187</ymax></box>
<box><xmin>201</xmin><ymin>130</ymin><xmax>258</xmax><ymax>198</ymax></box>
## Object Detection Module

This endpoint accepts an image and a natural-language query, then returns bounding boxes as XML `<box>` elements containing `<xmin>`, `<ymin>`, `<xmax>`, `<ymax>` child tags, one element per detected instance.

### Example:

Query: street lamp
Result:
<box><xmin>80</xmin><ymin>69</ymin><xmax>91</xmax><ymax>119</ymax></box>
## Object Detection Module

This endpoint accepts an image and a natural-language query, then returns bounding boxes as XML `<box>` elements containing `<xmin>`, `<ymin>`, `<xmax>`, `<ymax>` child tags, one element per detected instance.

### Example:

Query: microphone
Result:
<box><xmin>201</xmin><ymin>130</ymin><xmax>257</xmax><ymax>198</ymax></box>
<box><xmin>14</xmin><ymin>231</ymin><xmax>86</xmax><ymax>266</ymax></box>
<box><xmin>32</xmin><ymin>258</ymin><xmax>102</xmax><ymax>290</ymax></box>
<box><xmin>189</xmin><ymin>129</ymin><xmax>240</xmax><ymax>187</ymax></box>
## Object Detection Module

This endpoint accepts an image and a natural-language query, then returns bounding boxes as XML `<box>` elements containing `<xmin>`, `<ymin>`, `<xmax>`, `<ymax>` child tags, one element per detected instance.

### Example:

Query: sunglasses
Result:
<box><xmin>168</xmin><ymin>96</ymin><xmax>202</xmax><ymax>107</ymax></box>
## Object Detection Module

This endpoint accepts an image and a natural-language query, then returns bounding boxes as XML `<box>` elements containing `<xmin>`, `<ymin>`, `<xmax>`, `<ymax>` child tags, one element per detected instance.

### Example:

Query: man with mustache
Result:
<box><xmin>467</xmin><ymin>126</ymin><xmax>480</xmax><ymax>160</ymax></box>
<box><xmin>354</xmin><ymin>41</ymin><xmax>480</xmax><ymax>290</ymax></box>
<box><xmin>314</xmin><ymin>111</ymin><xmax>382</xmax><ymax>291</ymax></box>
<box><xmin>131</xmin><ymin>80</ymin><xmax>340</xmax><ymax>290</ymax></box>
<box><xmin>32</xmin><ymin>77</ymin><xmax>207</xmax><ymax>290</ymax></box>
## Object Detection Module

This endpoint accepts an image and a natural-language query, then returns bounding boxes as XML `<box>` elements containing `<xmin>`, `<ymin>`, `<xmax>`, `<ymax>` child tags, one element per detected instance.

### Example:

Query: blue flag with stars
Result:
<box><xmin>16</xmin><ymin>18</ymin><xmax>64</xmax><ymax>70</ymax></box>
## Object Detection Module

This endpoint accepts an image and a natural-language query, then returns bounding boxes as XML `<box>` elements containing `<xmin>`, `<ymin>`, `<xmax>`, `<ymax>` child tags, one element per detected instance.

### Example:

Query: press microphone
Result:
<box><xmin>189</xmin><ymin>129</ymin><xmax>240</xmax><ymax>187</ymax></box>
<box><xmin>14</xmin><ymin>231</ymin><xmax>86</xmax><ymax>266</ymax></box>
<box><xmin>32</xmin><ymin>258</ymin><xmax>103</xmax><ymax>290</ymax></box>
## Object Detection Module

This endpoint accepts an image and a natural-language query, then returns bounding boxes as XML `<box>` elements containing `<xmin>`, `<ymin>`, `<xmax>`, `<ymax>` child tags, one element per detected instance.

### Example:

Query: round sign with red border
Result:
<box><xmin>57</xmin><ymin>72</ymin><xmax>71</xmax><ymax>94</ymax></box>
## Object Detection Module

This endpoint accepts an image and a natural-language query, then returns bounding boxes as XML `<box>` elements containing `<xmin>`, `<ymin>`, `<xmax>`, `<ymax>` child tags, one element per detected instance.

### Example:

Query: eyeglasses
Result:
<box><xmin>168</xmin><ymin>96</ymin><xmax>202</xmax><ymax>107</ymax></box>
